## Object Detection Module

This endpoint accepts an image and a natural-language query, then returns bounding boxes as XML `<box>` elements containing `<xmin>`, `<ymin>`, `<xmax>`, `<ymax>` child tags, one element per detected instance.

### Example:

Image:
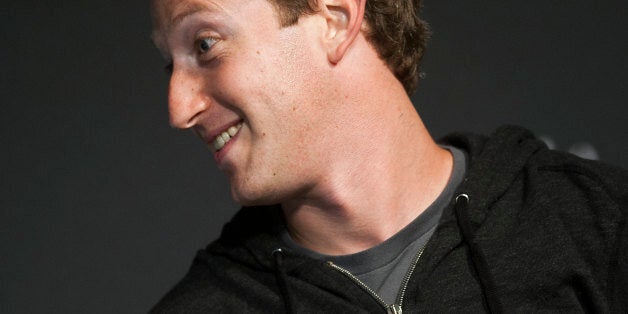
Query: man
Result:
<box><xmin>150</xmin><ymin>0</ymin><xmax>628</xmax><ymax>312</ymax></box>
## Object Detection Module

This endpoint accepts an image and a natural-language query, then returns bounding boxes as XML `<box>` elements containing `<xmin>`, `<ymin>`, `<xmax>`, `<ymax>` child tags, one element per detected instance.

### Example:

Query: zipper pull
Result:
<box><xmin>387</xmin><ymin>304</ymin><xmax>402</xmax><ymax>314</ymax></box>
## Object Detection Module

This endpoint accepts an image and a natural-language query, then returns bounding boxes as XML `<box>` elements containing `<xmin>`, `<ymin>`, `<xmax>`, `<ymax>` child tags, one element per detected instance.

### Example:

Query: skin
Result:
<box><xmin>151</xmin><ymin>0</ymin><xmax>453</xmax><ymax>255</ymax></box>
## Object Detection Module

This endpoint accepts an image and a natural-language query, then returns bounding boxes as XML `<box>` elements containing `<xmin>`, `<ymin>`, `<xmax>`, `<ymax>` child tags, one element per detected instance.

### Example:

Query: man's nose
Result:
<box><xmin>168</xmin><ymin>67</ymin><xmax>209</xmax><ymax>129</ymax></box>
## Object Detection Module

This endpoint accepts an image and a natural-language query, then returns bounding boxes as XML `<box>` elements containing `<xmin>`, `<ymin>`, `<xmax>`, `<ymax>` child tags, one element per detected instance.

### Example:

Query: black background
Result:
<box><xmin>2</xmin><ymin>1</ymin><xmax>627</xmax><ymax>313</ymax></box>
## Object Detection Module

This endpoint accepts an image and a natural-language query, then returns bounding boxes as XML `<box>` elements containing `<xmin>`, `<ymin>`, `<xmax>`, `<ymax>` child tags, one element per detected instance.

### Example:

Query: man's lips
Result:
<box><xmin>208</xmin><ymin>121</ymin><xmax>243</xmax><ymax>152</ymax></box>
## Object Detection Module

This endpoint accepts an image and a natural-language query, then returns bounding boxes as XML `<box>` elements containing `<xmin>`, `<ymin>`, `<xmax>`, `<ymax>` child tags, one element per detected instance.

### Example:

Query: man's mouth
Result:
<box><xmin>212</xmin><ymin>122</ymin><xmax>243</xmax><ymax>152</ymax></box>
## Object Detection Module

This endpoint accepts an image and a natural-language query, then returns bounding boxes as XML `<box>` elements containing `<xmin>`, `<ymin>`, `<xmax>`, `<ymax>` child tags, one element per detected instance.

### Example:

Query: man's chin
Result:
<box><xmin>230</xmin><ymin>185</ymin><xmax>279</xmax><ymax>207</ymax></box>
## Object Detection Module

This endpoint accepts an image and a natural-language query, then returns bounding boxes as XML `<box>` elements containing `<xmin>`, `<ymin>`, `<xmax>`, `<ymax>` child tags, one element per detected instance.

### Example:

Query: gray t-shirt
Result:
<box><xmin>282</xmin><ymin>147</ymin><xmax>466</xmax><ymax>304</ymax></box>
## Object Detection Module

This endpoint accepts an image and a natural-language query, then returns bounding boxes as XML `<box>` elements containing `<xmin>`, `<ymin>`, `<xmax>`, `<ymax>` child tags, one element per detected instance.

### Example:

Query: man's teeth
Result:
<box><xmin>213</xmin><ymin>123</ymin><xmax>242</xmax><ymax>151</ymax></box>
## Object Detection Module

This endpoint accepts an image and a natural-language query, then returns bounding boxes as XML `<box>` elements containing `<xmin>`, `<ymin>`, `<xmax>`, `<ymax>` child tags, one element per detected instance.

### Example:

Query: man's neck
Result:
<box><xmin>281</xmin><ymin>97</ymin><xmax>453</xmax><ymax>256</ymax></box>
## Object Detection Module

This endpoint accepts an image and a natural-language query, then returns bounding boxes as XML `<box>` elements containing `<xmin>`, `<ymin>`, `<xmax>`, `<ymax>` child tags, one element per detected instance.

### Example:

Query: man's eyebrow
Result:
<box><xmin>169</xmin><ymin>3</ymin><xmax>213</xmax><ymax>30</ymax></box>
<box><xmin>151</xmin><ymin>2</ymin><xmax>222</xmax><ymax>52</ymax></box>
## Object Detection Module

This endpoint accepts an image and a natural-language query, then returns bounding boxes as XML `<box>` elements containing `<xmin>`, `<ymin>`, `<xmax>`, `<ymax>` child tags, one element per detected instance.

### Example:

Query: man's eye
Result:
<box><xmin>196</xmin><ymin>37</ymin><xmax>217</xmax><ymax>54</ymax></box>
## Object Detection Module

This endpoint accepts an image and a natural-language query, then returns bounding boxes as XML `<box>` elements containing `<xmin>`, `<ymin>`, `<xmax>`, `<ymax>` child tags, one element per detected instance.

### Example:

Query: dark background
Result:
<box><xmin>2</xmin><ymin>1</ymin><xmax>627</xmax><ymax>313</ymax></box>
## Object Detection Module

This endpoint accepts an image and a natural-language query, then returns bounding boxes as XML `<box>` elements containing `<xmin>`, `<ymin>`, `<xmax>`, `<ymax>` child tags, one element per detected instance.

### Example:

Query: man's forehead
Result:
<box><xmin>152</xmin><ymin>0</ymin><xmax>219</xmax><ymax>31</ymax></box>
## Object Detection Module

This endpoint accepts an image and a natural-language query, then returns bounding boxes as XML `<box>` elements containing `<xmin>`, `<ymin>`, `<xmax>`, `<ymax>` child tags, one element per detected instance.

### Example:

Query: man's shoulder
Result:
<box><xmin>150</xmin><ymin>244</ymin><xmax>283</xmax><ymax>313</ymax></box>
<box><xmin>521</xmin><ymin>148</ymin><xmax>627</xmax><ymax>228</ymax></box>
<box><xmin>442</xmin><ymin>125</ymin><xmax>627</xmax><ymax>242</ymax></box>
<box><xmin>150</xmin><ymin>205</ymin><xmax>288</xmax><ymax>313</ymax></box>
<box><xmin>441</xmin><ymin>125</ymin><xmax>628</xmax><ymax>204</ymax></box>
<box><xmin>528</xmin><ymin>146</ymin><xmax>628</xmax><ymax>200</ymax></box>
<box><xmin>149</xmin><ymin>253</ymin><xmax>232</xmax><ymax>313</ymax></box>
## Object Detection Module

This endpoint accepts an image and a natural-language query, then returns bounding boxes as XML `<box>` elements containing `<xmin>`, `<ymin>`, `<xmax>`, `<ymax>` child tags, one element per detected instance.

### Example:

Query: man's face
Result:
<box><xmin>151</xmin><ymin>0</ymin><xmax>331</xmax><ymax>205</ymax></box>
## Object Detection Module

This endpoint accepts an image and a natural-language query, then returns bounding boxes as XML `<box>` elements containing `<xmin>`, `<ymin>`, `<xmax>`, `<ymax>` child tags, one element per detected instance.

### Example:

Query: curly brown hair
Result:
<box><xmin>268</xmin><ymin>0</ymin><xmax>430</xmax><ymax>94</ymax></box>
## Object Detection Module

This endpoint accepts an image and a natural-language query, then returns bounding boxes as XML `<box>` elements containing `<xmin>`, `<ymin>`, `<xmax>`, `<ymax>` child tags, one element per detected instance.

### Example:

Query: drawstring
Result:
<box><xmin>272</xmin><ymin>248</ymin><xmax>296</xmax><ymax>314</ymax></box>
<box><xmin>454</xmin><ymin>194</ymin><xmax>504</xmax><ymax>314</ymax></box>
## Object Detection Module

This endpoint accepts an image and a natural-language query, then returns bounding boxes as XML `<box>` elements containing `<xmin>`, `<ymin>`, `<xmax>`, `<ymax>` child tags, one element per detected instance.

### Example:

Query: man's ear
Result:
<box><xmin>320</xmin><ymin>0</ymin><xmax>366</xmax><ymax>64</ymax></box>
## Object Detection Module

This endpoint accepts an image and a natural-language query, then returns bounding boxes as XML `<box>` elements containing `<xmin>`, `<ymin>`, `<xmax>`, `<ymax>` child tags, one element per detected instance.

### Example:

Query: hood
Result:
<box><xmin>440</xmin><ymin>125</ymin><xmax>547</xmax><ymax>232</ymax></box>
<box><xmin>438</xmin><ymin>125</ymin><xmax>548</xmax><ymax>313</ymax></box>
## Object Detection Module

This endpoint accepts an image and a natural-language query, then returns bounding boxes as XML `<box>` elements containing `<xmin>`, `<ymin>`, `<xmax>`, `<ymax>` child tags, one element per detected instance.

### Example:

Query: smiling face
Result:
<box><xmin>151</xmin><ymin>0</ymin><xmax>334</xmax><ymax>205</ymax></box>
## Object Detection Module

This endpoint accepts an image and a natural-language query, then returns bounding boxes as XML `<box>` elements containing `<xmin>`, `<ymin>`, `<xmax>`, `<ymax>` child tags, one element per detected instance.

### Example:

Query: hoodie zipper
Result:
<box><xmin>327</xmin><ymin>244</ymin><xmax>427</xmax><ymax>314</ymax></box>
